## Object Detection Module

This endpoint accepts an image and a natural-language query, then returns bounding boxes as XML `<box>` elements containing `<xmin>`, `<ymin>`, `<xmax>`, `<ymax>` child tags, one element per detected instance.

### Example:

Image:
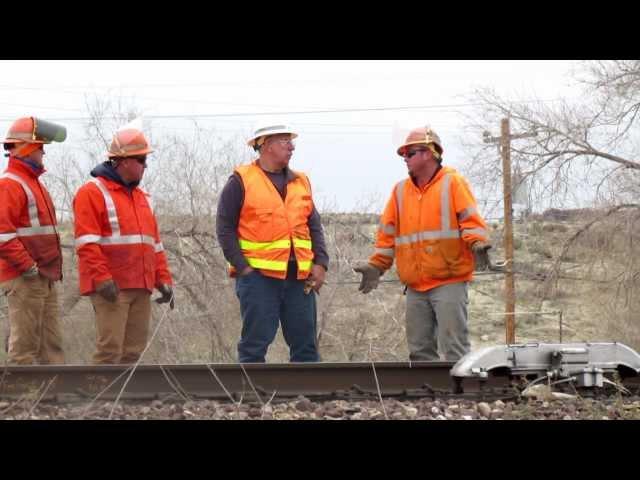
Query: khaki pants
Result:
<box><xmin>405</xmin><ymin>282</ymin><xmax>470</xmax><ymax>361</ymax></box>
<box><xmin>0</xmin><ymin>275</ymin><xmax>64</xmax><ymax>365</ymax></box>
<box><xmin>90</xmin><ymin>289</ymin><xmax>151</xmax><ymax>364</ymax></box>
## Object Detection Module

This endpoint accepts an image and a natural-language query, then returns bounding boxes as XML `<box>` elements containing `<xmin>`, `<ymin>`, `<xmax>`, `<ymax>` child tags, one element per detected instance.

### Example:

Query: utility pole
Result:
<box><xmin>483</xmin><ymin>118</ymin><xmax>536</xmax><ymax>344</ymax></box>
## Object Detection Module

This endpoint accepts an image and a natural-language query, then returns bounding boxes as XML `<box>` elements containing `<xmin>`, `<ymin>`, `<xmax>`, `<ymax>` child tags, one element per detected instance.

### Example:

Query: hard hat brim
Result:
<box><xmin>397</xmin><ymin>140</ymin><xmax>430</xmax><ymax>156</ymax></box>
<box><xmin>247</xmin><ymin>130</ymin><xmax>298</xmax><ymax>147</ymax></box>
<box><xmin>107</xmin><ymin>146</ymin><xmax>154</xmax><ymax>158</ymax></box>
<box><xmin>3</xmin><ymin>138</ymin><xmax>48</xmax><ymax>145</ymax></box>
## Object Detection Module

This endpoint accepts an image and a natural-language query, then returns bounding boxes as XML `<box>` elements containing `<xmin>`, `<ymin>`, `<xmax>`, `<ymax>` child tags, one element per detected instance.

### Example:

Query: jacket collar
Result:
<box><xmin>90</xmin><ymin>161</ymin><xmax>139</xmax><ymax>190</ymax></box>
<box><xmin>409</xmin><ymin>165</ymin><xmax>453</xmax><ymax>190</ymax></box>
<box><xmin>6</xmin><ymin>157</ymin><xmax>45</xmax><ymax>179</ymax></box>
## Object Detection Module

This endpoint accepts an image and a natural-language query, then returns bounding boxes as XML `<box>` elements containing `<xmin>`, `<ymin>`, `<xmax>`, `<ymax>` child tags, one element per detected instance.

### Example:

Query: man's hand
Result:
<box><xmin>239</xmin><ymin>266</ymin><xmax>255</xmax><ymax>277</ymax></box>
<box><xmin>305</xmin><ymin>264</ymin><xmax>326</xmax><ymax>294</ymax></box>
<box><xmin>353</xmin><ymin>263</ymin><xmax>382</xmax><ymax>294</ymax></box>
<box><xmin>471</xmin><ymin>241</ymin><xmax>492</xmax><ymax>271</ymax></box>
<box><xmin>156</xmin><ymin>284</ymin><xmax>175</xmax><ymax>310</ymax></box>
<box><xmin>21</xmin><ymin>264</ymin><xmax>39</xmax><ymax>279</ymax></box>
<box><xmin>96</xmin><ymin>279</ymin><xmax>119</xmax><ymax>303</ymax></box>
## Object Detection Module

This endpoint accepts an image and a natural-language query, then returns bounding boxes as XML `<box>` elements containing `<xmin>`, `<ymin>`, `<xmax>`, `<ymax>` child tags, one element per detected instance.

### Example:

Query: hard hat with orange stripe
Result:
<box><xmin>397</xmin><ymin>126</ymin><xmax>443</xmax><ymax>160</ymax></box>
<box><xmin>107</xmin><ymin>119</ymin><xmax>153</xmax><ymax>158</ymax></box>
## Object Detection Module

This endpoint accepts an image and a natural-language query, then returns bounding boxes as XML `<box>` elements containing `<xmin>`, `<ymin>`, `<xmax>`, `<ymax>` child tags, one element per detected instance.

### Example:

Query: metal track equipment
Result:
<box><xmin>450</xmin><ymin>342</ymin><xmax>640</xmax><ymax>392</ymax></box>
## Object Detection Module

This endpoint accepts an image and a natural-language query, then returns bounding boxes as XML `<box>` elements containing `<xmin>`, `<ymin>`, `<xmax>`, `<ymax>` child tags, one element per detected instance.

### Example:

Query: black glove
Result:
<box><xmin>155</xmin><ymin>284</ymin><xmax>175</xmax><ymax>310</ymax></box>
<box><xmin>353</xmin><ymin>263</ymin><xmax>382</xmax><ymax>294</ymax></box>
<box><xmin>96</xmin><ymin>279</ymin><xmax>120</xmax><ymax>303</ymax></box>
<box><xmin>471</xmin><ymin>241</ymin><xmax>492</xmax><ymax>271</ymax></box>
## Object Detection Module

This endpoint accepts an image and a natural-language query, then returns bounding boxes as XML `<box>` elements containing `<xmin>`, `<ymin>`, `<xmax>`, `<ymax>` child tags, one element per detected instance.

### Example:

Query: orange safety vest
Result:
<box><xmin>0</xmin><ymin>158</ymin><xmax>62</xmax><ymax>282</ymax></box>
<box><xmin>369</xmin><ymin>166</ymin><xmax>488</xmax><ymax>292</ymax></box>
<box><xmin>73</xmin><ymin>176</ymin><xmax>172</xmax><ymax>295</ymax></box>
<box><xmin>230</xmin><ymin>161</ymin><xmax>314</xmax><ymax>280</ymax></box>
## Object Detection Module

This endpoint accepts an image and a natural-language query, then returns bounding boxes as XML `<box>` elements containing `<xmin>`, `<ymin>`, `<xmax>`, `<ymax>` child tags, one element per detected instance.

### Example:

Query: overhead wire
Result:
<box><xmin>0</xmin><ymin>97</ymin><xmax>571</xmax><ymax>123</ymax></box>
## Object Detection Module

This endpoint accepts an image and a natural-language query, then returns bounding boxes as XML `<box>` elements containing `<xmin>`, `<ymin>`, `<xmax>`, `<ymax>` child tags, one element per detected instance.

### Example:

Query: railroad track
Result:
<box><xmin>1</xmin><ymin>362</ymin><xmax>638</xmax><ymax>404</ymax></box>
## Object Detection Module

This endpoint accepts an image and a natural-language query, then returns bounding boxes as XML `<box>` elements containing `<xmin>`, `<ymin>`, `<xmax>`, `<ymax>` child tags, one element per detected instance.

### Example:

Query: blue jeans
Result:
<box><xmin>234</xmin><ymin>268</ymin><xmax>319</xmax><ymax>363</ymax></box>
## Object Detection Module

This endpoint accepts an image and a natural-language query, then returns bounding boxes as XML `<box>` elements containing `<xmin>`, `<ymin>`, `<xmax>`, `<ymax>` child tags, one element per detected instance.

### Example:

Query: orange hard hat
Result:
<box><xmin>107</xmin><ymin>128</ymin><xmax>153</xmax><ymax>158</ymax></box>
<box><xmin>3</xmin><ymin>116</ymin><xmax>67</xmax><ymax>145</ymax></box>
<box><xmin>396</xmin><ymin>126</ymin><xmax>443</xmax><ymax>158</ymax></box>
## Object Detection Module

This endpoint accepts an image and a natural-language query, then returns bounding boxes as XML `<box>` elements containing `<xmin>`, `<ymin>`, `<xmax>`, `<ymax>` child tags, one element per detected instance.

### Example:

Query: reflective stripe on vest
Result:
<box><xmin>238</xmin><ymin>238</ymin><xmax>312</xmax><ymax>251</ymax></box>
<box><xmin>0</xmin><ymin>173</ymin><xmax>57</xmax><ymax>239</ymax></box>
<box><xmin>375</xmin><ymin>247</ymin><xmax>395</xmax><ymax>257</ymax></box>
<box><xmin>395</xmin><ymin>179</ymin><xmax>407</xmax><ymax>225</ymax></box>
<box><xmin>457</xmin><ymin>206</ymin><xmax>477</xmax><ymax>223</ymax></box>
<box><xmin>395</xmin><ymin>174</ymin><xmax>463</xmax><ymax>245</ymax></box>
<box><xmin>74</xmin><ymin>178</ymin><xmax>164</xmax><ymax>252</ymax></box>
<box><xmin>461</xmin><ymin>227</ymin><xmax>487</xmax><ymax>237</ymax></box>
<box><xmin>378</xmin><ymin>222</ymin><xmax>396</xmax><ymax>236</ymax></box>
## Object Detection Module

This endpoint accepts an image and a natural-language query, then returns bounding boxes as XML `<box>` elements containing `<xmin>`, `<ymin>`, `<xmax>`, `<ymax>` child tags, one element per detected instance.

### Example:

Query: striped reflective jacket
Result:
<box><xmin>0</xmin><ymin>158</ymin><xmax>62</xmax><ymax>282</ymax></box>
<box><xmin>73</xmin><ymin>176</ymin><xmax>172</xmax><ymax>295</ymax></box>
<box><xmin>231</xmin><ymin>161</ymin><xmax>314</xmax><ymax>280</ymax></box>
<box><xmin>369</xmin><ymin>166</ymin><xmax>488</xmax><ymax>292</ymax></box>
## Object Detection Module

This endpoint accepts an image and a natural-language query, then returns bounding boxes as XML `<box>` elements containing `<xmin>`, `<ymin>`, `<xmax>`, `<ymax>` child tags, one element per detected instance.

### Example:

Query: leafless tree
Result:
<box><xmin>460</xmin><ymin>60</ymin><xmax>640</xmax><ymax>349</ymax></box>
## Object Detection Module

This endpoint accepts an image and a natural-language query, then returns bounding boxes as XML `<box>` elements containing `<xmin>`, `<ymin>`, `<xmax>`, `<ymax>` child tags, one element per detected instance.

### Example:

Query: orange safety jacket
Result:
<box><xmin>73</xmin><ymin>176</ymin><xmax>172</xmax><ymax>295</ymax></box>
<box><xmin>369</xmin><ymin>166</ymin><xmax>488</xmax><ymax>292</ymax></box>
<box><xmin>230</xmin><ymin>161</ymin><xmax>314</xmax><ymax>280</ymax></box>
<box><xmin>0</xmin><ymin>158</ymin><xmax>62</xmax><ymax>282</ymax></box>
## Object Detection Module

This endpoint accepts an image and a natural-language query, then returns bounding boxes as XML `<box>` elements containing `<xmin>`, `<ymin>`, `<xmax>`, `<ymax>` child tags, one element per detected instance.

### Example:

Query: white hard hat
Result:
<box><xmin>247</xmin><ymin>123</ymin><xmax>298</xmax><ymax>150</ymax></box>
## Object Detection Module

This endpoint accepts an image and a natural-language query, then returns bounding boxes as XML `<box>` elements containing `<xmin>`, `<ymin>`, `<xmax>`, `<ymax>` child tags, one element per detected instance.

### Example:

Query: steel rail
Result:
<box><xmin>0</xmin><ymin>362</ymin><xmax>499</xmax><ymax>401</ymax></box>
<box><xmin>0</xmin><ymin>362</ymin><xmax>637</xmax><ymax>402</ymax></box>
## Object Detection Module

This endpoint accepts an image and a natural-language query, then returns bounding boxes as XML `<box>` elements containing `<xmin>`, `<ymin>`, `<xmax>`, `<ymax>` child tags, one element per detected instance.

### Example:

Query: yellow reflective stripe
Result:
<box><xmin>298</xmin><ymin>260</ymin><xmax>312</xmax><ymax>271</ymax></box>
<box><xmin>293</xmin><ymin>238</ymin><xmax>312</xmax><ymax>249</ymax></box>
<box><xmin>247</xmin><ymin>258</ymin><xmax>288</xmax><ymax>270</ymax></box>
<box><xmin>239</xmin><ymin>239</ymin><xmax>291</xmax><ymax>250</ymax></box>
<box><xmin>239</xmin><ymin>238</ymin><xmax>312</xmax><ymax>250</ymax></box>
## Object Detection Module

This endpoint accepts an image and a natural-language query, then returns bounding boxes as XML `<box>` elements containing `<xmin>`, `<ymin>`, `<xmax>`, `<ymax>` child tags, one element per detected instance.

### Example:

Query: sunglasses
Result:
<box><xmin>403</xmin><ymin>149</ymin><xmax>426</xmax><ymax>159</ymax></box>
<box><xmin>128</xmin><ymin>156</ymin><xmax>147</xmax><ymax>165</ymax></box>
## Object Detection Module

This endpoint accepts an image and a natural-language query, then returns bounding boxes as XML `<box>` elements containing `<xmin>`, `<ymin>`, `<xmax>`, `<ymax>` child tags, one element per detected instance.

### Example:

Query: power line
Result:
<box><xmin>0</xmin><ymin>84</ymin><xmax>324</xmax><ymax>110</ymax></box>
<box><xmin>0</xmin><ymin>97</ymin><xmax>572</xmax><ymax>124</ymax></box>
<box><xmin>0</xmin><ymin>101</ymin><xmax>84</xmax><ymax>112</ymax></box>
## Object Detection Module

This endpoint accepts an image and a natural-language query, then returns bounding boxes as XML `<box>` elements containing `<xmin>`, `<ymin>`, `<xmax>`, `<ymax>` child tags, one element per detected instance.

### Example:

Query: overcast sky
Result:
<box><xmin>0</xmin><ymin>60</ymin><xmax>580</xmax><ymax>212</ymax></box>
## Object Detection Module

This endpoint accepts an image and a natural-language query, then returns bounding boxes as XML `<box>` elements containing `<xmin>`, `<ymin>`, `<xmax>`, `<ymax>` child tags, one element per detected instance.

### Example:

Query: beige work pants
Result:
<box><xmin>90</xmin><ymin>289</ymin><xmax>151</xmax><ymax>364</ymax></box>
<box><xmin>0</xmin><ymin>275</ymin><xmax>64</xmax><ymax>365</ymax></box>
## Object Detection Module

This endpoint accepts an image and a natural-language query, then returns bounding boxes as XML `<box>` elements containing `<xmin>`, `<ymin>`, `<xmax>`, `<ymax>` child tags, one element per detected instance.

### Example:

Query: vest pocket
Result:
<box><xmin>419</xmin><ymin>240</ymin><xmax>452</xmax><ymax>279</ymax></box>
<box><xmin>254</xmin><ymin>208</ymin><xmax>274</xmax><ymax>232</ymax></box>
<box><xmin>439</xmin><ymin>239</ymin><xmax>471</xmax><ymax>277</ymax></box>
<box><xmin>396</xmin><ymin>246</ymin><xmax>422</xmax><ymax>285</ymax></box>
<box><xmin>255</xmin><ymin>208</ymin><xmax>273</xmax><ymax>221</ymax></box>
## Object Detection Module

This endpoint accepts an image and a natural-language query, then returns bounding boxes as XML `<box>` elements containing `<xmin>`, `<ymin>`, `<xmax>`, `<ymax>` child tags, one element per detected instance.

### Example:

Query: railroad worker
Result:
<box><xmin>355</xmin><ymin>126</ymin><xmax>491</xmax><ymax>361</ymax></box>
<box><xmin>0</xmin><ymin>116</ymin><xmax>67</xmax><ymax>364</ymax></box>
<box><xmin>216</xmin><ymin>122</ymin><xmax>329</xmax><ymax>363</ymax></box>
<box><xmin>73</xmin><ymin>120</ymin><xmax>174</xmax><ymax>364</ymax></box>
